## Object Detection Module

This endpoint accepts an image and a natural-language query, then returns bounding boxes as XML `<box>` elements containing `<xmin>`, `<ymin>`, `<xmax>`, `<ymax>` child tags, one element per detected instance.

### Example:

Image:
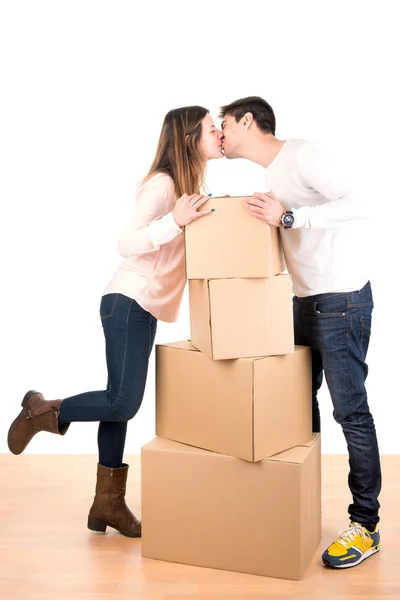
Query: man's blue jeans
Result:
<box><xmin>293</xmin><ymin>281</ymin><xmax>381</xmax><ymax>529</ymax></box>
<box><xmin>59</xmin><ymin>294</ymin><xmax>157</xmax><ymax>468</ymax></box>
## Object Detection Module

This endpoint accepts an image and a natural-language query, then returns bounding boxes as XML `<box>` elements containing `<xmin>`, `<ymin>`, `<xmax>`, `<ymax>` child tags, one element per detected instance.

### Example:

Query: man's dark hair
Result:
<box><xmin>219</xmin><ymin>96</ymin><xmax>276</xmax><ymax>135</ymax></box>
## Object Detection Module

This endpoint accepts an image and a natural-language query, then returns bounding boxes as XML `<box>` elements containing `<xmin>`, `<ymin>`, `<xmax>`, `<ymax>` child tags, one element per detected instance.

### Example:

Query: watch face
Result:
<box><xmin>284</xmin><ymin>213</ymin><xmax>295</xmax><ymax>227</ymax></box>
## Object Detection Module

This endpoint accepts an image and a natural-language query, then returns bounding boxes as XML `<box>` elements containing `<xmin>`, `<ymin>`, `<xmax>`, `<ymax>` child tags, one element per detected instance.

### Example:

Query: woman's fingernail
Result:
<box><xmin>208</xmin><ymin>193</ymin><xmax>212</xmax><ymax>196</ymax></box>
<box><xmin>211</xmin><ymin>208</ymin><xmax>215</xmax><ymax>212</ymax></box>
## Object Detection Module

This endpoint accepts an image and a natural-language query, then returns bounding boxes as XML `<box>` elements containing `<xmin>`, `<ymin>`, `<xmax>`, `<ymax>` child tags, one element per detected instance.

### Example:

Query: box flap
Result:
<box><xmin>157</xmin><ymin>340</ymin><xmax>198</xmax><ymax>352</ymax></box>
<box><xmin>267</xmin><ymin>434</ymin><xmax>320</xmax><ymax>464</ymax></box>
<box><xmin>142</xmin><ymin>437</ymin><xmax>218</xmax><ymax>456</ymax></box>
<box><xmin>266</xmin><ymin>445</ymin><xmax>312</xmax><ymax>465</ymax></box>
<box><xmin>300</xmin><ymin>432</ymin><xmax>320</xmax><ymax>448</ymax></box>
<box><xmin>252</xmin><ymin>344</ymin><xmax>310</xmax><ymax>363</ymax></box>
<box><xmin>143</xmin><ymin>436</ymin><xmax>320</xmax><ymax>466</ymax></box>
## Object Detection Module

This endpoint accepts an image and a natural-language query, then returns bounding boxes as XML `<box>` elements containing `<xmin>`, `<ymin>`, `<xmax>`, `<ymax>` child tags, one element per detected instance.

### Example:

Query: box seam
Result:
<box><xmin>252</xmin><ymin>361</ymin><xmax>255</xmax><ymax>461</ymax></box>
<box><xmin>207</xmin><ymin>279</ymin><xmax>214</xmax><ymax>359</ymax></box>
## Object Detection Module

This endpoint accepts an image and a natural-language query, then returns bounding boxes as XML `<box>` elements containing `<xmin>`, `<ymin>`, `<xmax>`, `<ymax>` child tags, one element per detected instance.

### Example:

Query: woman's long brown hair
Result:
<box><xmin>142</xmin><ymin>106</ymin><xmax>208</xmax><ymax>198</ymax></box>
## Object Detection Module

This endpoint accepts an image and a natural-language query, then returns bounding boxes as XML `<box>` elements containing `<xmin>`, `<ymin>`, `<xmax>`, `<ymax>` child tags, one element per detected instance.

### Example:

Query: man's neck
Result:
<box><xmin>240</xmin><ymin>135</ymin><xmax>287</xmax><ymax>169</ymax></box>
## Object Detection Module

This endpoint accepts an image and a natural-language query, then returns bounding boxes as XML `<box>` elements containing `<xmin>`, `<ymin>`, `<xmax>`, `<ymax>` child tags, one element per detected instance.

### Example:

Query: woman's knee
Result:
<box><xmin>107</xmin><ymin>390</ymin><xmax>142</xmax><ymax>421</ymax></box>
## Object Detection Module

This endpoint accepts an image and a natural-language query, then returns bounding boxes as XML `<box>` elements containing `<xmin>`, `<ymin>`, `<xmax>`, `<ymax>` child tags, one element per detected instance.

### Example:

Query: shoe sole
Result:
<box><xmin>87</xmin><ymin>517</ymin><xmax>141</xmax><ymax>538</ymax></box>
<box><xmin>323</xmin><ymin>545</ymin><xmax>380</xmax><ymax>569</ymax></box>
<box><xmin>7</xmin><ymin>390</ymin><xmax>39</xmax><ymax>455</ymax></box>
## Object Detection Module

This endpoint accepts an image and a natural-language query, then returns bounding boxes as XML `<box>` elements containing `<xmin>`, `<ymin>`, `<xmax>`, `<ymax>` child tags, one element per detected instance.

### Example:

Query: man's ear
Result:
<box><xmin>242</xmin><ymin>112</ymin><xmax>254</xmax><ymax>131</ymax></box>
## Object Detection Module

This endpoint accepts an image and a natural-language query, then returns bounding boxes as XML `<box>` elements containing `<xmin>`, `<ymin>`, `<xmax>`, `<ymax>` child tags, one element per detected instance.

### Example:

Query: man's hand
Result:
<box><xmin>246</xmin><ymin>192</ymin><xmax>285</xmax><ymax>227</ymax></box>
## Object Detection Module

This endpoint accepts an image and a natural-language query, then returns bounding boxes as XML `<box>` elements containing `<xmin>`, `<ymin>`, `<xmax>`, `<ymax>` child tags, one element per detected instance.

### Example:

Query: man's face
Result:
<box><xmin>221</xmin><ymin>114</ymin><xmax>245</xmax><ymax>159</ymax></box>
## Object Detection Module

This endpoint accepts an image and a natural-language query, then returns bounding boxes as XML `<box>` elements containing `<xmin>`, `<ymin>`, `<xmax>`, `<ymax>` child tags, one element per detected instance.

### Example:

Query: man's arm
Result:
<box><xmin>247</xmin><ymin>143</ymin><xmax>369</xmax><ymax>229</ymax></box>
<box><xmin>291</xmin><ymin>143</ymin><xmax>368</xmax><ymax>230</ymax></box>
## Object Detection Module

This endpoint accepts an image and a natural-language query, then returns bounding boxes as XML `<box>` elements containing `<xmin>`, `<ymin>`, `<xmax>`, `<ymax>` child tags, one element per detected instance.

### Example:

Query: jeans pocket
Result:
<box><xmin>361</xmin><ymin>315</ymin><xmax>372</xmax><ymax>332</ymax></box>
<box><xmin>100</xmin><ymin>294</ymin><xmax>119</xmax><ymax>321</ymax></box>
<box><xmin>360</xmin><ymin>314</ymin><xmax>372</xmax><ymax>357</ymax></box>
<box><xmin>313</xmin><ymin>295</ymin><xmax>347</xmax><ymax>317</ymax></box>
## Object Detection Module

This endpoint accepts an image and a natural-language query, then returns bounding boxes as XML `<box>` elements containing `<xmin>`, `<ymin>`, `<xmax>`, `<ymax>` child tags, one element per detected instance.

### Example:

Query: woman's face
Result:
<box><xmin>199</xmin><ymin>113</ymin><xmax>223</xmax><ymax>160</ymax></box>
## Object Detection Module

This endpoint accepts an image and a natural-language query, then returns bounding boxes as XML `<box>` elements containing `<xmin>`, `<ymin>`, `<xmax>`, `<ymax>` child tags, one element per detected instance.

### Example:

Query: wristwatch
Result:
<box><xmin>280</xmin><ymin>210</ymin><xmax>295</xmax><ymax>229</ymax></box>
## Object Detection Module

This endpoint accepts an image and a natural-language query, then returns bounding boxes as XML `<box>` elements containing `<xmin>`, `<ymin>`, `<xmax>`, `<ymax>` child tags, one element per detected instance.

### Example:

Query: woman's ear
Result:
<box><xmin>185</xmin><ymin>134</ymin><xmax>190</xmax><ymax>147</ymax></box>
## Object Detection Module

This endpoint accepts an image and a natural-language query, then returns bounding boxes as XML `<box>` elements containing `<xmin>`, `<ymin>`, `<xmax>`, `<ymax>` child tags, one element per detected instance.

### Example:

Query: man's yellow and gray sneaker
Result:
<box><xmin>322</xmin><ymin>522</ymin><xmax>380</xmax><ymax>569</ymax></box>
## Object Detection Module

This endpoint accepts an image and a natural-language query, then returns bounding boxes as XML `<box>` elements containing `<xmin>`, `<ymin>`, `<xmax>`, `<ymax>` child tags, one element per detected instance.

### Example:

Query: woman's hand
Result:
<box><xmin>172</xmin><ymin>194</ymin><xmax>214</xmax><ymax>228</ymax></box>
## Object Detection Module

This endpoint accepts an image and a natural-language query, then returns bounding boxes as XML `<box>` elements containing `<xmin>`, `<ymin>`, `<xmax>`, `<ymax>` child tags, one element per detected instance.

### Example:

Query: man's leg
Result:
<box><xmin>293</xmin><ymin>297</ymin><xmax>323</xmax><ymax>433</ymax></box>
<box><xmin>309</xmin><ymin>283</ymin><xmax>381</xmax><ymax>567</ymax></box>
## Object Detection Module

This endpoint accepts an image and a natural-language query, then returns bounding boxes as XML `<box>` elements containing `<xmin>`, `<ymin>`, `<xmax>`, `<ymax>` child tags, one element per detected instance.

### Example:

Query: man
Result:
<box><xmin>219</xmin><ymin>96</ymin><xmax>381</xmax><ymax>569</ymax></box>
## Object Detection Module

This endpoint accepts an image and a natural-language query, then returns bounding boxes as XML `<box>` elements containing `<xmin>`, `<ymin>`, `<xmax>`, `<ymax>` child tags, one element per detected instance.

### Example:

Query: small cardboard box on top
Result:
<box><xmin>184</xmin><ymin>196</ymin><xmax>285</xmax><ymax>279</ymax></box>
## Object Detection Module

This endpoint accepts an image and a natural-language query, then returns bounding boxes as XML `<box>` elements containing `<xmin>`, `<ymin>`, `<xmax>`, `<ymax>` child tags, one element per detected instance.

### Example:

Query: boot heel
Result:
<box><xmin>21</xmin><ymin>390</ymin><xmax>38</xmax><ymax>407</ymax></box>
<box><xmin>87</xmin><ymin>517</ymin><xmax>107</xmax><ymax>533</ymax></box>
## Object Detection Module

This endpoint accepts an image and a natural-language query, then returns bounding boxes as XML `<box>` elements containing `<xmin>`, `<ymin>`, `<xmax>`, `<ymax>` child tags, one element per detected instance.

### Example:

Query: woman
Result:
<box><xmin>7</xmin><ymin>106</ymin><xmax>223</xmax><ymax>537</ymax></box>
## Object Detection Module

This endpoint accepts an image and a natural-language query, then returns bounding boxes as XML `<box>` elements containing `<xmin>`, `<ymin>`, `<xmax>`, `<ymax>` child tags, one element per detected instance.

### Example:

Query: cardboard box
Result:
<box><xmin>189</xmin><ymin>275</ymin><xmax>294</xmax><ymax>360</ymax></box>
<box><xmin>185</xmin><ymin>196</ymin><xmax>285</xmax><ymax>279</ymax></box>
<box><xmin>141</xmin><ymin>434</ymin><xmax>321</xmax><ymax>581</ymax></box>
<box><xmin>156</xmin><ymin>342</ymin><xmax>312</xmax><ymax>461</ymax></box>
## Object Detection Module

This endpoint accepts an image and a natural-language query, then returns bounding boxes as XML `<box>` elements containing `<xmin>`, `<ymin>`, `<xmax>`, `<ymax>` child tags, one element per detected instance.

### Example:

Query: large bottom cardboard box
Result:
<box><xmin>142</xmin><ymin>434</ymin><xmax>321</xmax><ymax>581</ymax></box>
<box><xmin>189</xmin><ymin>275</ymin><xmax>294</xmax><ymax>360</ymax></box>
<box><xmin>156</xmin><ymin>342</ymin><xmax>312</xmax><ymax>461</ymax></box>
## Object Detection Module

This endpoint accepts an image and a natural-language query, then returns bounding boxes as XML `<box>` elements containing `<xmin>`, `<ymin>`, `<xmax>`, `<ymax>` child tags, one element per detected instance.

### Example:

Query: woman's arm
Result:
<box><xmin>117</xmin><ymin>175</ymin><xmax>182</xmax><ymax>258</ymax></box>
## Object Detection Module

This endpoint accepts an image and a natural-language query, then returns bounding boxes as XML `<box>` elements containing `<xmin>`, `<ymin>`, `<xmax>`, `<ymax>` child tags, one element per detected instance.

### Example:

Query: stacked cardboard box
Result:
<box><xmin>141</xmin><ymin>196</ymin><xmax>321</xmax><ymax>580</ymax></box>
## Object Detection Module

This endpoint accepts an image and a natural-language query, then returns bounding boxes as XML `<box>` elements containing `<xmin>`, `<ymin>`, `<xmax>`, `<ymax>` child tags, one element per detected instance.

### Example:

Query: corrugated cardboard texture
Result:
<box><xmin>141</xmin><ymin>434</ymin><xmax>321</xmax><ymax>581</ymax></box>
<box><xmin>185</xmin><ymin>196</ymin><xmax>285</xmax><ymax>279</ymax></box>
<box><xmin>156</xmin><ymin>343</ymin><xmax>312</xmax><ymax>461</ymax></box>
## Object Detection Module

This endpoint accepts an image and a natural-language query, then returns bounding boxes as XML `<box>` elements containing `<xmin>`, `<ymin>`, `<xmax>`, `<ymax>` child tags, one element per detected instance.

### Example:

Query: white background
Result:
<box><xmin>0</xmin><ymin>0</ymin><xmax>398</xmax><ymax>455</ymax></box>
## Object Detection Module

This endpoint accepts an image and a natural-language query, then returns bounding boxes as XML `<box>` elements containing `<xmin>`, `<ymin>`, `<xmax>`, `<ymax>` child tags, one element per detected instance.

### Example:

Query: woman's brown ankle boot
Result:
<box><xmin>87</xmin><ymin>463</ymin><xmax>141</xmax><ymax>538</ymax></box>
<box><xmin>8</xmin><ymin>390</ymin><xmax>69</xmax><ymax>455</ymax></box>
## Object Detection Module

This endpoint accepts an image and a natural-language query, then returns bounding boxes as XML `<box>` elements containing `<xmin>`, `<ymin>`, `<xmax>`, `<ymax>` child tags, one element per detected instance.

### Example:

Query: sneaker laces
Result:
<box><xmin>337</xmin><ymin>523</ymin><xmax>371</xmax><ymax>548</ymax></box>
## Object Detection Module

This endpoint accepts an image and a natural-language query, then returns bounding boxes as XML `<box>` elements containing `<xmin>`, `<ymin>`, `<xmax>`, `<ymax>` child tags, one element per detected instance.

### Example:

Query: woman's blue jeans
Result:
<box><xmin>59</xmin><ymin>294</ymin><xmax>157</xmax><ymax>468</ymax></box>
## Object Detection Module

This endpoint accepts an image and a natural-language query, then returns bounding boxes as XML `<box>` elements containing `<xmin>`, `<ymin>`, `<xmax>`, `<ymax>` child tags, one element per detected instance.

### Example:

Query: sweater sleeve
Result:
<box><xmin>117</xmin><ymin>174</ymin><xmax>183</xmax><ymax>258</ymax></box>
<box><xmin>292</xmin><ymin>143</ymin><xmax>369</xmax><ymax>230</ymax></box>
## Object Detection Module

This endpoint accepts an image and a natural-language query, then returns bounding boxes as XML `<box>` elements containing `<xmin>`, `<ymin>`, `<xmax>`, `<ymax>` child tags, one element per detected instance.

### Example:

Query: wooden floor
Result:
<box><xmin>0</xmin><ymin>454</ymin><xmax>398</xmax><ymax>600</ymax></box>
